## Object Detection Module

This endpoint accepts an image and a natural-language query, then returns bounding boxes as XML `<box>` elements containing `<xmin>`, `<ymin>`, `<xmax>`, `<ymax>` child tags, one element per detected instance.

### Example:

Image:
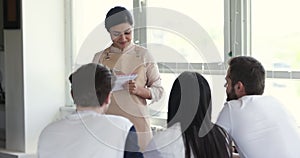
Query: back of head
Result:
<box><xmin>105</xmin><ymin>6</ymin><xmax>133</xmax><ymax>31</ymax></box>
<box><xmin>228</xmin><ymin>56</ymin><xmax>265</xmax><ymax>95</ymax></box>
<box><xmin>167</xmin><ymin>71</ymin><xmax>231</xmax><ymax>158</ymax></box>
<box><xmin>69</xmin><ymin>63</ymin><xmax>114</xmax><ymax>107</ymax></box>
<box><xmin>167</xmin><ymin>71</ymin><xmax>211</xmax><ymax>128</ymax></box>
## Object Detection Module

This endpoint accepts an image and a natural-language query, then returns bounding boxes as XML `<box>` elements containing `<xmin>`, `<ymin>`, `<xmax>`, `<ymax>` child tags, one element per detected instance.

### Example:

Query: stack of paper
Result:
<box><xmin>112</xmin><ymin>74</ymin><xmax>138</xmax><ymax>91</ymax></box>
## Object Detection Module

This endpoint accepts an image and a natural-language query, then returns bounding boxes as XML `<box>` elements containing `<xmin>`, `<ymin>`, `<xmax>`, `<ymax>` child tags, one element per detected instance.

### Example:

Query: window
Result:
<box><xmin>252</xmin><ymin>0</ymin><xmax>300</xmax><ymax>70</ymax></box>
<box><xmin>68</xmin><ymin>0</ymin><xmax>300</xmax><ymax>127</ymax></box>
<box><xmin>68</xmin><ymin>1</ymin><xmax>226</xmax><ymax>124</ymax></box>
<box><xmin>252</xmin><ymin>0</ymin><xmax>300</xmax><ymax>126</ymax></box>
<box><xmin>143</xmin><ymin>0</ymin><xmax>225</xmax><ymax>124</ymax></box>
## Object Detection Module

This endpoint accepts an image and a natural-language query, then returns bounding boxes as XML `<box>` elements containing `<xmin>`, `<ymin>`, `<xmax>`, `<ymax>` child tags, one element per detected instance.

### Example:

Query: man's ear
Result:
<box><xmin>234</xmin><ymin>81</ymin><xmax>246</xmax><ymax>97</ymax></box>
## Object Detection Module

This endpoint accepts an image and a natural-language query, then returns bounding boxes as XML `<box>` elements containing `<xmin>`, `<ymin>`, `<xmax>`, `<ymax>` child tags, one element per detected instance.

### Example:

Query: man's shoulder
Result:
<box><xmin>226</xmin><ymin>95</ymin><xmax>275</xmax><ymax>107</ymax></box>
<box><xmin>240</xmin><ymin>95</ymin><xmax>279</xmax><ymax>106</ymax></box>
<box><xmin>224</xmin><ymin>99</ymin><xmax>242</xmax><ymax>108</ymax></box>
<box><xmin>39</xmin><ymin>119</ymin><xmax>67</xmax><ymax>139</ymax></box>
<box><xmin>105</xmin><ymin>114</ymin><xmax>133</xmax><ymax>126</ymax></box>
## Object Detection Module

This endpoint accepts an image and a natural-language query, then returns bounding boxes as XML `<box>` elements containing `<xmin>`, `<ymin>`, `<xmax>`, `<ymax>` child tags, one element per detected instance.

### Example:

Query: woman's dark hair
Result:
<box><xmin>167</xmin><ymin>71</ymin><xmax>232</xmax><ymax>158</ymax></box>
<box><xmin>228</xmin><ymin>56</ymin><xmax>265</xmax><ymax>95</ymax></box>
<box><xmin>105</xmin><ymin>6</ymin><xmax>133</xmax><ymax>31</ymax></box>
<box><xmin>69</xmin><ymin>63</ymin><xmax>115</xmax><ymax>107</ymax></box>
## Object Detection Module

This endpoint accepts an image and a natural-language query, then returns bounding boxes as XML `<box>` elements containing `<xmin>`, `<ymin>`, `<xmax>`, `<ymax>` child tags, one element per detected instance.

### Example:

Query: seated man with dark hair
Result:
<box><xmin>38</xmin><ymin>63</ymin><xmax>143</xmax><ymax>158</ymax></box>
<box><xmin>217</xmin><ymin>56</ymin><xmax>300</xmax><ymax>158</ymax></box>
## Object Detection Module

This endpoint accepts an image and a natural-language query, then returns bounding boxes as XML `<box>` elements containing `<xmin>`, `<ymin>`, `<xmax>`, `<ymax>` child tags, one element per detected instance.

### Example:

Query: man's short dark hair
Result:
<box><xmin>228</xmin><ymin>56</ymin><xmax>265</xmax><ymax>95</ymax></box>
<box><xmin>69</xmin><ymin>63</ymin><xmax>115</xmax><ymax>107</ymax></box>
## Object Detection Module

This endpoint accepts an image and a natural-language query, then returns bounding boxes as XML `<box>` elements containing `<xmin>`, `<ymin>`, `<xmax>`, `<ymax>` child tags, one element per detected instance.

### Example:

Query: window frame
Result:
<box><xmin>65</xmin><ymin>0</ymin><xmax>300</xmax><ymax>123</ymax></box>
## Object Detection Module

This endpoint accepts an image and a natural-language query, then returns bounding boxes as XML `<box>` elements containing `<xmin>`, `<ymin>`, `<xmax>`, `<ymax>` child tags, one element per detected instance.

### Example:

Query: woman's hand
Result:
<box><xmin>126</xmin><ymin>80</ymin><xmax>152</xmax><ymax>99</ymax></box>
<box><xmin>128</xmin><ymin>80</ymin><xmax>139</xmax><ymax>95</ymax></box>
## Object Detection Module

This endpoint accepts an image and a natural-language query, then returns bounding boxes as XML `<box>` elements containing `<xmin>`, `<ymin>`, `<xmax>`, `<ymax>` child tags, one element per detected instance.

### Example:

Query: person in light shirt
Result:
<box><xmin>38</xmin><ymin>63</ymin><xmax>143</xmax><ymax>158</ymax></box>
<box><xmin>217</xmin><ymin>56</ymin><xmax>300</xmax><ymax>158</ymax></box>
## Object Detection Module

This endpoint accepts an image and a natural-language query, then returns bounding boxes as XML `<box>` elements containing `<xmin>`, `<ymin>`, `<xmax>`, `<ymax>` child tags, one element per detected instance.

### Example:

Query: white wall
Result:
<box><xmin>22</xmin><ymin>0</ymin><xmax>65</xmax><ymax>153</ymax></box>
<box><xmin>4</xmin><ymin>0</ymin><xmax>65</xmax><ymax>155</ymax></box>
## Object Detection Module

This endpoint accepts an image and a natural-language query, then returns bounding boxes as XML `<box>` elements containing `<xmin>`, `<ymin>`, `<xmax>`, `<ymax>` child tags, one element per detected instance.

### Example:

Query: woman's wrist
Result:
<box><xmin>136</xmin><ymin>87</ymin><xmax>152</xmax><ymax>99</ymax></box>
<box><xmin>147</xmin><ymin>88</ymin><xmax>152</xmax><ymax>99</ymax></box>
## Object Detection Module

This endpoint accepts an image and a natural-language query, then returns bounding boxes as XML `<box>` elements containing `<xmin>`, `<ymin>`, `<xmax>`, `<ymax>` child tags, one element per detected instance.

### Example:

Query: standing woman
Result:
<box><xmin>92</xmin><ymin>6</ymin><xmax>164</xmax><ymax>151</ymax></box>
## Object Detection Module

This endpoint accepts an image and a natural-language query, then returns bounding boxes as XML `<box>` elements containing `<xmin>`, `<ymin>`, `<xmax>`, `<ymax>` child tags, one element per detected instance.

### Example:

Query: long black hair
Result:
<box><xmin>167</xmin><ymin>71</ymin><xmax>232</xmax><ymax>158</ymax></box>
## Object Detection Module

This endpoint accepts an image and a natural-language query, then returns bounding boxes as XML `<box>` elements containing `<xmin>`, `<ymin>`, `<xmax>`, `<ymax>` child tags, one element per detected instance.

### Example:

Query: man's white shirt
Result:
<box><xmin>216</xmin><ymin>95</ymin><xmax>300</xmax><ymax>158</ymax></box>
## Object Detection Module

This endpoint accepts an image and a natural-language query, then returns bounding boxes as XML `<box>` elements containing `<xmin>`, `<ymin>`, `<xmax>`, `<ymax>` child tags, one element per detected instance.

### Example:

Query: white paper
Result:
<box><xmin>112</xmin><ymin>74</ymin><xmax>138</xmax><ymax>91</ymax></box>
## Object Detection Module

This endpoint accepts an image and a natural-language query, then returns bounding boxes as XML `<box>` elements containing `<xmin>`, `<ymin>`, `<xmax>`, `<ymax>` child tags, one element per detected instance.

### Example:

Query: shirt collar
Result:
<box><xmin>110</xmin><ymin>43</ymin><xmax>134</xmax><ymax>53</ymax></box>
<box><xmin>66</xmin><ymin>110</ymin><xmax>102</xmax><ymax>120</ymax></box>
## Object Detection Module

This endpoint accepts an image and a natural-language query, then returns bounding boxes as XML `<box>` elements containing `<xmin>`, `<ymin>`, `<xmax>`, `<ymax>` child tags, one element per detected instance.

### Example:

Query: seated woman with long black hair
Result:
<box><xmin>144</xmin><ymin>71</ymin><xmax>234</xmax><ymax>158</ymax></box>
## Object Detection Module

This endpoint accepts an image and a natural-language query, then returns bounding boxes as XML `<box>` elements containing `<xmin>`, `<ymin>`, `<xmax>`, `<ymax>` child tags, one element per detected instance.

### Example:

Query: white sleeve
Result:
<box><xmin>143</xmin><ymin>140</ymin><xmax>164</xmax><ymax>158</ymax></box>
<box><xmin>144</xmin><ymin>50</ymin><xmax>164</xmax><ymax>103</ymax></box>
<box><xmin>216</xmin><ymin>103</ymin><xmax>232</xmax><ymax>134</ymax></box>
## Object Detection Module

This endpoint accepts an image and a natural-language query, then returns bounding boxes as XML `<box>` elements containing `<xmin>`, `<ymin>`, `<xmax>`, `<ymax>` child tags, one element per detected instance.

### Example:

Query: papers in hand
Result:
<box><xmin>112</xmin><ymin>74</ymin><xmax>138</xmax><ymax>92</ymax></box>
